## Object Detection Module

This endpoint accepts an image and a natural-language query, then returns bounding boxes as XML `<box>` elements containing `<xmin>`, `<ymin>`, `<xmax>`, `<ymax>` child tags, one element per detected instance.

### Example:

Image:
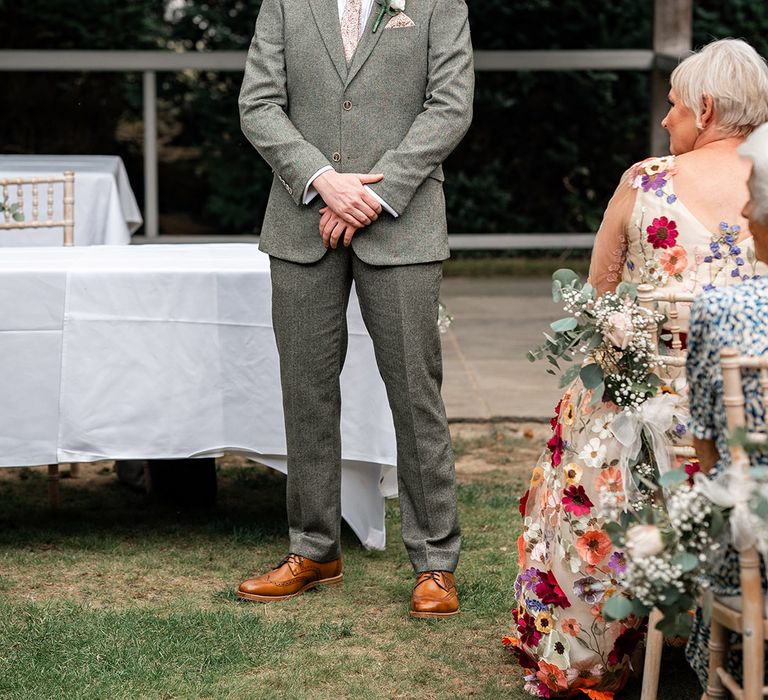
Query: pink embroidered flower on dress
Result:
<box><xmin>646</xmin><ymin>216</ymin><xmax>678</xmax><ymax>249</ymax></box>
<box><xmin>607</xmin><ymin>625</ymin><xmax>647</xmax><ymax>666</ymax></box>
<box><xmin>534</xmin><ymin>570</ymin><xmax>571</xmax><ymax>608</ymax></box>
<box><xmin>560</xmin><ymin>618</ymin><xmax>581</xmax><ymax>636</ymax></box>
<box><xmin>685</xmin><ymin>459</ymin><xmax>702</xmax><ymax>486</ymax></box>
<box><xmin>659</xmin><ymin>245</ymin><xmax>688</xmax><ymax>275</ymax></box>
<box><xmin>517</xmin><ymin>610</ymin><xmax>543</xmax><ymax>648</ymax></box>
<box><xmin>562</xmin><ymin>485</ymin><xmax>594</xmax><ymax>516</ymax></box>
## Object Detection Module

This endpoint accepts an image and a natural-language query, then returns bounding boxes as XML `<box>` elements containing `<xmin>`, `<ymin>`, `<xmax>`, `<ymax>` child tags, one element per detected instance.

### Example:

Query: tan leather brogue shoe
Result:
<box><xmin>409</xmin><ymin>570</ymin><xmax>460</xmax><ymax>618</ymax></box>
<box><xmin>237</xmin><ymin>553</ymin><xmax>343</xmax><ymax>602</ymax></box>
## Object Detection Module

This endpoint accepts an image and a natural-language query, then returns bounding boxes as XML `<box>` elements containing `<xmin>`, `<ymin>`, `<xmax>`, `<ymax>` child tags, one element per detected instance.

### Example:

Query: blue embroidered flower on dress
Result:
<box><xmin>701</xmin><ymin>222</ymin><xmax>759</xmax><ymax>284</ymax></box>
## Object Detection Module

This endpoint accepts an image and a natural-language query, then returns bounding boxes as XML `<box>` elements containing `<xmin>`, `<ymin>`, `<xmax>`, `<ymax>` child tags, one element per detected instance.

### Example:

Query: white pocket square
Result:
<box><xmin>385</xmin><ymin>13</ymin><xmax>415</xmax><ymax>29</ymax></box>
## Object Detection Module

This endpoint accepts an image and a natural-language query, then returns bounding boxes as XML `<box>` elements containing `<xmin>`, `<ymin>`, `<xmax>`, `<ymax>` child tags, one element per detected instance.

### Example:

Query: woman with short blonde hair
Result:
<box><xmin>671</xmin><ymin>38</ymin><xmax>768</xmax><ymax>138</ymax></box>
<box><xmin>508</xmin><ymin>36</ymin><xmax>768</xmax><ymax>698</ymax></box>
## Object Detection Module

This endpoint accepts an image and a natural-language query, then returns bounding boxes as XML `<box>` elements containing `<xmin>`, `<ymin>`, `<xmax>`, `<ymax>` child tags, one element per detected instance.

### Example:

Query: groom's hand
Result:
<box><xmin>313</xmin><ymin>171</ymin><xmax>384</xmax><ymax>227</ymax></box>
<box><xmin>320</xmin><ymin>207</ymin><xmax>361</xmax><ymax>249</ymax></box>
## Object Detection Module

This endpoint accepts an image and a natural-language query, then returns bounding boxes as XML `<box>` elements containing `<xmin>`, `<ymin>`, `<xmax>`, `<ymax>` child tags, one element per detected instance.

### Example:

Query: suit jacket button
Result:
<box><xmin>343</xmin><ymin>100</ymin><xmax>352</xmax><ymax>111</ymax></box>
<box><xmin>332</xmin><ymin>152</ymin><xmax>341</xmax><ymax>162</ymax></box>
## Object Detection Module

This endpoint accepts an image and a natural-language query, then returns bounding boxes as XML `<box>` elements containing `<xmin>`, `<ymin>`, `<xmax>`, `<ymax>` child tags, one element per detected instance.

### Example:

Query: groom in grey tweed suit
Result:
<box><xmin>236</xmin><ymin>0</ymin><xmax>474</xmax><ymax>617</ymax></box>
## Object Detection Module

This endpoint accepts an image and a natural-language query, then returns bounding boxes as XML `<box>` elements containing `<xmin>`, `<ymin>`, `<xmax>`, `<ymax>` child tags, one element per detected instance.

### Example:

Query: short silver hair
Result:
<box><xmin>671</xmin><ymin>39</ymin><xmax>768</xmax><ymax>137</ymax></box>
<box><xmin>739</xmin><ymin>123</ymin><xmax>768</xmax><ymax>225</ymax></box>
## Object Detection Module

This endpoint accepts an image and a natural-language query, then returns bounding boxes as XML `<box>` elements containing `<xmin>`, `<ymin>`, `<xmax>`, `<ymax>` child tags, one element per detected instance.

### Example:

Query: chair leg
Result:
<box><xmin>47</xmin><ymin>464</ymin><xmax>60</xmax><ymax>507</ymax></box>
<box><xmin>740</xmin><ymin>548</ymin><xmax>765</xmax><ymax>700</ymax></box>
<box><xmin>641</xmin><ymin>608</ymin><xmax>664</xmax><ymax>700</ymax></box>
<box><xmin>706</xmin><ymin>618</ymin><xmax>728</xmax><ymax>699</ymax></box>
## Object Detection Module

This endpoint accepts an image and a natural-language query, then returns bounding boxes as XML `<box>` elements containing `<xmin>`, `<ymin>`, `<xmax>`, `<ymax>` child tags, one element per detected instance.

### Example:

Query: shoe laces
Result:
<box><xmin>415</xmin><ymin>570</ymin><xmax>450</xmax><ymax>592</ymax></box>
<box><xmin>275</xmin><ymin>553</ymin><xmax>305</xmax><ymax>575</ymax></box>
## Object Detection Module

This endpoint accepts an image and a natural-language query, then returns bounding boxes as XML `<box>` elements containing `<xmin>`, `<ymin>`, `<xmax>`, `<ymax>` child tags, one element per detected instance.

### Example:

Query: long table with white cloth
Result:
<box><xmin>0</xmin><ymin>155</ymin><xmax>142</xmax><ymax>246</ymax></box>
<box><xmin>0</xmin><ymin>244</ymin><xmax>397</xmax><ymax>549</ymax></box>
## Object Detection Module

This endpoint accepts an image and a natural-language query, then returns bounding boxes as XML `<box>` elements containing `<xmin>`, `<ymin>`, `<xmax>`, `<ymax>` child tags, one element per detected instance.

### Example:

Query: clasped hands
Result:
<box><xmin>312</xmin><ymin>171</ymin><xmax>384</xmax><ymax>249</ymax></box>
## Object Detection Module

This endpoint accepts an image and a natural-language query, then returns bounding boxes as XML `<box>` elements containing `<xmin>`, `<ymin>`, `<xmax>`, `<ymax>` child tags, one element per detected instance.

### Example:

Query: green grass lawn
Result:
<box><xmin>0</xmin><ymin>425</ymin><xmax>701</xmax><ymax>699</ymax></box>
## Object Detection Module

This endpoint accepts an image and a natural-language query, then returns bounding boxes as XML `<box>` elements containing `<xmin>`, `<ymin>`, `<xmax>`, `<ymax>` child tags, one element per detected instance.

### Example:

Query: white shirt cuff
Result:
<box><xmin>364</xmin><ymin>186</ymin><xmax>399</xmax><ymax>218</ymax></box>
<box><xmin>303</xmin><ymin>166</ymin><xmax>334</xmax><ymax>205</ymax></box>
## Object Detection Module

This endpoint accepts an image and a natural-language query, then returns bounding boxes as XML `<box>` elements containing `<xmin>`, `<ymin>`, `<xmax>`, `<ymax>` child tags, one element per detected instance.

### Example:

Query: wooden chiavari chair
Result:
<box><xmin>0</xmin><ymin>171</ymin><xmax>75</xmax><ymax>506</ymax></box>
<box><xmin>706</xmin><ymin>347</ymin><xmax>768</xmax><ymax>700</ymax></box>
<box><xmin>636</xmin><ymin>283</ymin><xmax>697</xmax><ymax>700</ymax></box>
<box><xmin>0</xmin><ymin>171</ymin><xmax>74</xmax><ymax>245</ymax></box>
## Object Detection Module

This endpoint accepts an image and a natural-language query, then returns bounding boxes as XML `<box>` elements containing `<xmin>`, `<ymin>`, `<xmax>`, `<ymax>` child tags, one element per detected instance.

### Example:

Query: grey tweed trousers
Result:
<box><xmin>270</xmin><ymin>247</ymin><xmax>461</xmax><ymax>573</ymax></box>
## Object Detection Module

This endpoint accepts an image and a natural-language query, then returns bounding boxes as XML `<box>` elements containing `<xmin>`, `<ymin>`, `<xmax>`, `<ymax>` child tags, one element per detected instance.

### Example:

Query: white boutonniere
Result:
<box><xmin>372</xmin><ymin>0</ymin><xmax>406</xmax><ymax>33</ymax></box>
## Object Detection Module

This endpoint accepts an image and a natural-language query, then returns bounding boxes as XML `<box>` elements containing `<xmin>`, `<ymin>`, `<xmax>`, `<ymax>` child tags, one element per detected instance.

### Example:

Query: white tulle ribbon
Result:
<box><xmin>693</xmin><ymin>468</ymin><xmax>768</xmax><ymax>560</ymax></box>
<box><xmin>610</xmin><ymin>393</ymin><xmax>680</xmax><ymax>499</ymax></box>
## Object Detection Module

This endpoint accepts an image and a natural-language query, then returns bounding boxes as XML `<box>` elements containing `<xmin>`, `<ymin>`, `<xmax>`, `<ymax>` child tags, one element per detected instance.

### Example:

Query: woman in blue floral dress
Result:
<box><xmin>507</xmin><ymin>40</ymin><xmax>768</xmax><ymax>698</ymax></box>
<box><xmin>685</xmin><ymin>124</ymin><xmax>768</xmax><ymax>697</ymax></box>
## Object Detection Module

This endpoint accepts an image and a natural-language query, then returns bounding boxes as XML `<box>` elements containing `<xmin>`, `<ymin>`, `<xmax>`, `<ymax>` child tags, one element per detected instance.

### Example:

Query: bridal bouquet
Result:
<box><xmin>528</xmin><ymin>269</ymin><xmax>666</xmax><ymax>408</ymax></box>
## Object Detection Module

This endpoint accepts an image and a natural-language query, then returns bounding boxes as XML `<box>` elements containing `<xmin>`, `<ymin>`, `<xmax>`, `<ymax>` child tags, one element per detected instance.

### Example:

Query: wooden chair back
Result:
<box><xmin>0</xmin><ymin>171</ymin><xmax>75</xmax><ymax>246</ymax></box>
<box><xmin>706</xmin><ymin>348</ymin><xmax>768</xmax><ymax>699</ymax></box>
<box><xmin>636</xmin><ymin>283</ymin><xmax>696</xmax><ymax>700</ymax></box>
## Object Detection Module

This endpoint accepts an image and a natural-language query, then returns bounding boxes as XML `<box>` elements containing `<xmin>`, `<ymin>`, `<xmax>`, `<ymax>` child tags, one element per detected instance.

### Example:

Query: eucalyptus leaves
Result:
<box><xmin>528</xmin><ymin>269</ymin><xmax>665</xmax><ymax>408</ymax></box>
<box><xmin>0</xmin><ymin>200</ymin><xmax>23</xmax><ymax>222</ymax></box>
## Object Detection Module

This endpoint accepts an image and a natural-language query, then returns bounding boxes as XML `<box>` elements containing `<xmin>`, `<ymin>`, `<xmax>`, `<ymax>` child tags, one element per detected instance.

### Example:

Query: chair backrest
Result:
<box><xmin>637</xmin><ymin>283</ymin><xmax>695</xmax><ymax>366</ymax></box>
<box><xmin>0</xmin><ymin>171</ymin><xmax>75</xmax><ymax>246</ymax></box>
<box><xmin>718</xmin><ymin>347</ymin><xmax>768</xmax><ymax>691</ymax></box>
<box><xmin>637</xmin><ymin>283</ymin><xmax>697</xmax><ymax>458</ymax></box>
<box><xmin>720</xmin><ymin>347</ymin><xmax>768</xmax><ymax>466</ymax></box>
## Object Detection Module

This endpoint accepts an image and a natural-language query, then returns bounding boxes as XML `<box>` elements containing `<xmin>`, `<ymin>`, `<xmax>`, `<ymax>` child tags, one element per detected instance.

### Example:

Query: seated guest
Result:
<box><xmin>509</xmin><ymin>39</ymin><xmax>768</xmax><ymax>697</ymax></box>
<box><xmin>685</xmin><ymin>122</ymin><xmax>768</xmax><ymax>698</ymax></box>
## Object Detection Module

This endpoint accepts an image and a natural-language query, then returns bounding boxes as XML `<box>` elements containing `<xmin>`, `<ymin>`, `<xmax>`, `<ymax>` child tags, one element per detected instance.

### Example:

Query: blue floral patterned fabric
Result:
<box><xmin>685</xmin><ymin>277</ymin><xmax>768</xmax><ymax>689</ymax></box>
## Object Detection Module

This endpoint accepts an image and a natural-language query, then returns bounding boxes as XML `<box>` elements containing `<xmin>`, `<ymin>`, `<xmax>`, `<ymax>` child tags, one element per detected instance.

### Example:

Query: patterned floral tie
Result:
<box><xmin>341</xmin><ymin>0</ymin><xmax>362</xmax><ymax>63</ymax></box>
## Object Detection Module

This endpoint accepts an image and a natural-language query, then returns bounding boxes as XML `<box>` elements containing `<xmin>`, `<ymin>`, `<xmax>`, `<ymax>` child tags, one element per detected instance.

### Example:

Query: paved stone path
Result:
<box><xmin>440</xmin><ymin>277</ymin><xmax>563</xmax><ymax>421</ymax></box>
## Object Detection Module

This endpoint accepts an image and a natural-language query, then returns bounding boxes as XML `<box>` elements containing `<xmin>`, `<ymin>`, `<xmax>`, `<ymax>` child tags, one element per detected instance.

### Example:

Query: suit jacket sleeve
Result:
<box><xmin>239</xmin><ymin>0</ymin><xmax>332</xmax><ymax>206</ymax></box>
<box><xmin>366</xmin><ymin>0</ymin><xmax>474</xmax><ymax>215</ymax></box>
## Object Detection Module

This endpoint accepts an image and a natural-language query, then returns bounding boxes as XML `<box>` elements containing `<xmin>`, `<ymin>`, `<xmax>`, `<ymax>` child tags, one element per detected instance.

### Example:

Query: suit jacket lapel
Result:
<box><xmin>345</xmin><ymin>1</ymin><xmax>389</xmax><ymax>86</ymax></box>
<box><xmin>307</xmin><ymin>0</ymin><xmax>348</xmax><ymax>83</ymax></box>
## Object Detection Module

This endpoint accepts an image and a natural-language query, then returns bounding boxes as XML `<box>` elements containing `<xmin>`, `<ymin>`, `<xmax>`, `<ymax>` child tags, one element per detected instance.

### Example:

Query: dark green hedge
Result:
<box><xmin>1</xmin><ymin>0</ymin><xmax>767</xmax><ymax>235</ymax></box>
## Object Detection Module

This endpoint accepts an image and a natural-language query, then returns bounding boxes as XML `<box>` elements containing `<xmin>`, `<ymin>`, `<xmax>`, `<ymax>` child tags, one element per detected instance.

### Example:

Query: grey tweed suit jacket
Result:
<box><xmin>239</xmin><ymin>0</ymin><xmax>474</xmax><ymax>266</ymax></box>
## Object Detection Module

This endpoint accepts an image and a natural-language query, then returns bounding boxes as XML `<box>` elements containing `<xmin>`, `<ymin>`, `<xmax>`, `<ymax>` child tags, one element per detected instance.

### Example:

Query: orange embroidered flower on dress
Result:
<box><xmin>659</xmin><ymin>245</ymin><xmax>688</xmax><ymax>275</ymax></box>
<box><xmin>517</xmin><ymin>534</ymin><xmax>527</xmax><ymax>568</ymax></box>
<box><xmin>583</xmin><ymin>690</ymin><xmax>615</xmax><ymax>700</ymax></box>
<box><xmin>575</xmin><ymin>530</ymin><xmax>613</xmax><ymax>566</ymax></box>
<box><xmin>595</xmin><ymin>467</ymin><xmax>624</xmax><ymax>495</ymax></box>
<box><xmin>560</xmin><ymin>618</ymin><xmax>581</xmax><ymax>636</ymax></box>
<box><xmin>590</xmin><ymin>604</ymin><xmax>605</xmax><ymax>622</ymax></box>
<box><xmin>536</xmin><ymin>660</ymin><xmax>569</xmax><ymax>692</ymax></box>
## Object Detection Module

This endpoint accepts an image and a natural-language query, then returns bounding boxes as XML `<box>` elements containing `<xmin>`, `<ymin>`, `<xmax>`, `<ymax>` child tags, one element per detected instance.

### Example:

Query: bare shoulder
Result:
<box><xmin>673</xmin><ymin>147</ymin><xmax>748</xmax><ymax>175</ymax></box>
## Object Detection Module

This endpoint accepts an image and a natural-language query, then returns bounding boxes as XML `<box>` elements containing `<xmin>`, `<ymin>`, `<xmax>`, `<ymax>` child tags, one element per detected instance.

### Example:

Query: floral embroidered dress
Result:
<box><xmin>506</xmin><ymin>156</ymin><xmax>764</xmax><ymax>698</ymax></box>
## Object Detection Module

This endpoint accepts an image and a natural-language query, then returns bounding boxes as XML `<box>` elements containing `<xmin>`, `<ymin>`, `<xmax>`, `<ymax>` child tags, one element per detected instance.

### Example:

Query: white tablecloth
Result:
<box><xmin>0</xmin><ymin>244</ymin><xmax>397</xmax><ymax>549</ymax></box>
<box><xmin>0</xmin><ymin>155</ymin><xmax>142</xmax><ymax>246</ymax></box>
